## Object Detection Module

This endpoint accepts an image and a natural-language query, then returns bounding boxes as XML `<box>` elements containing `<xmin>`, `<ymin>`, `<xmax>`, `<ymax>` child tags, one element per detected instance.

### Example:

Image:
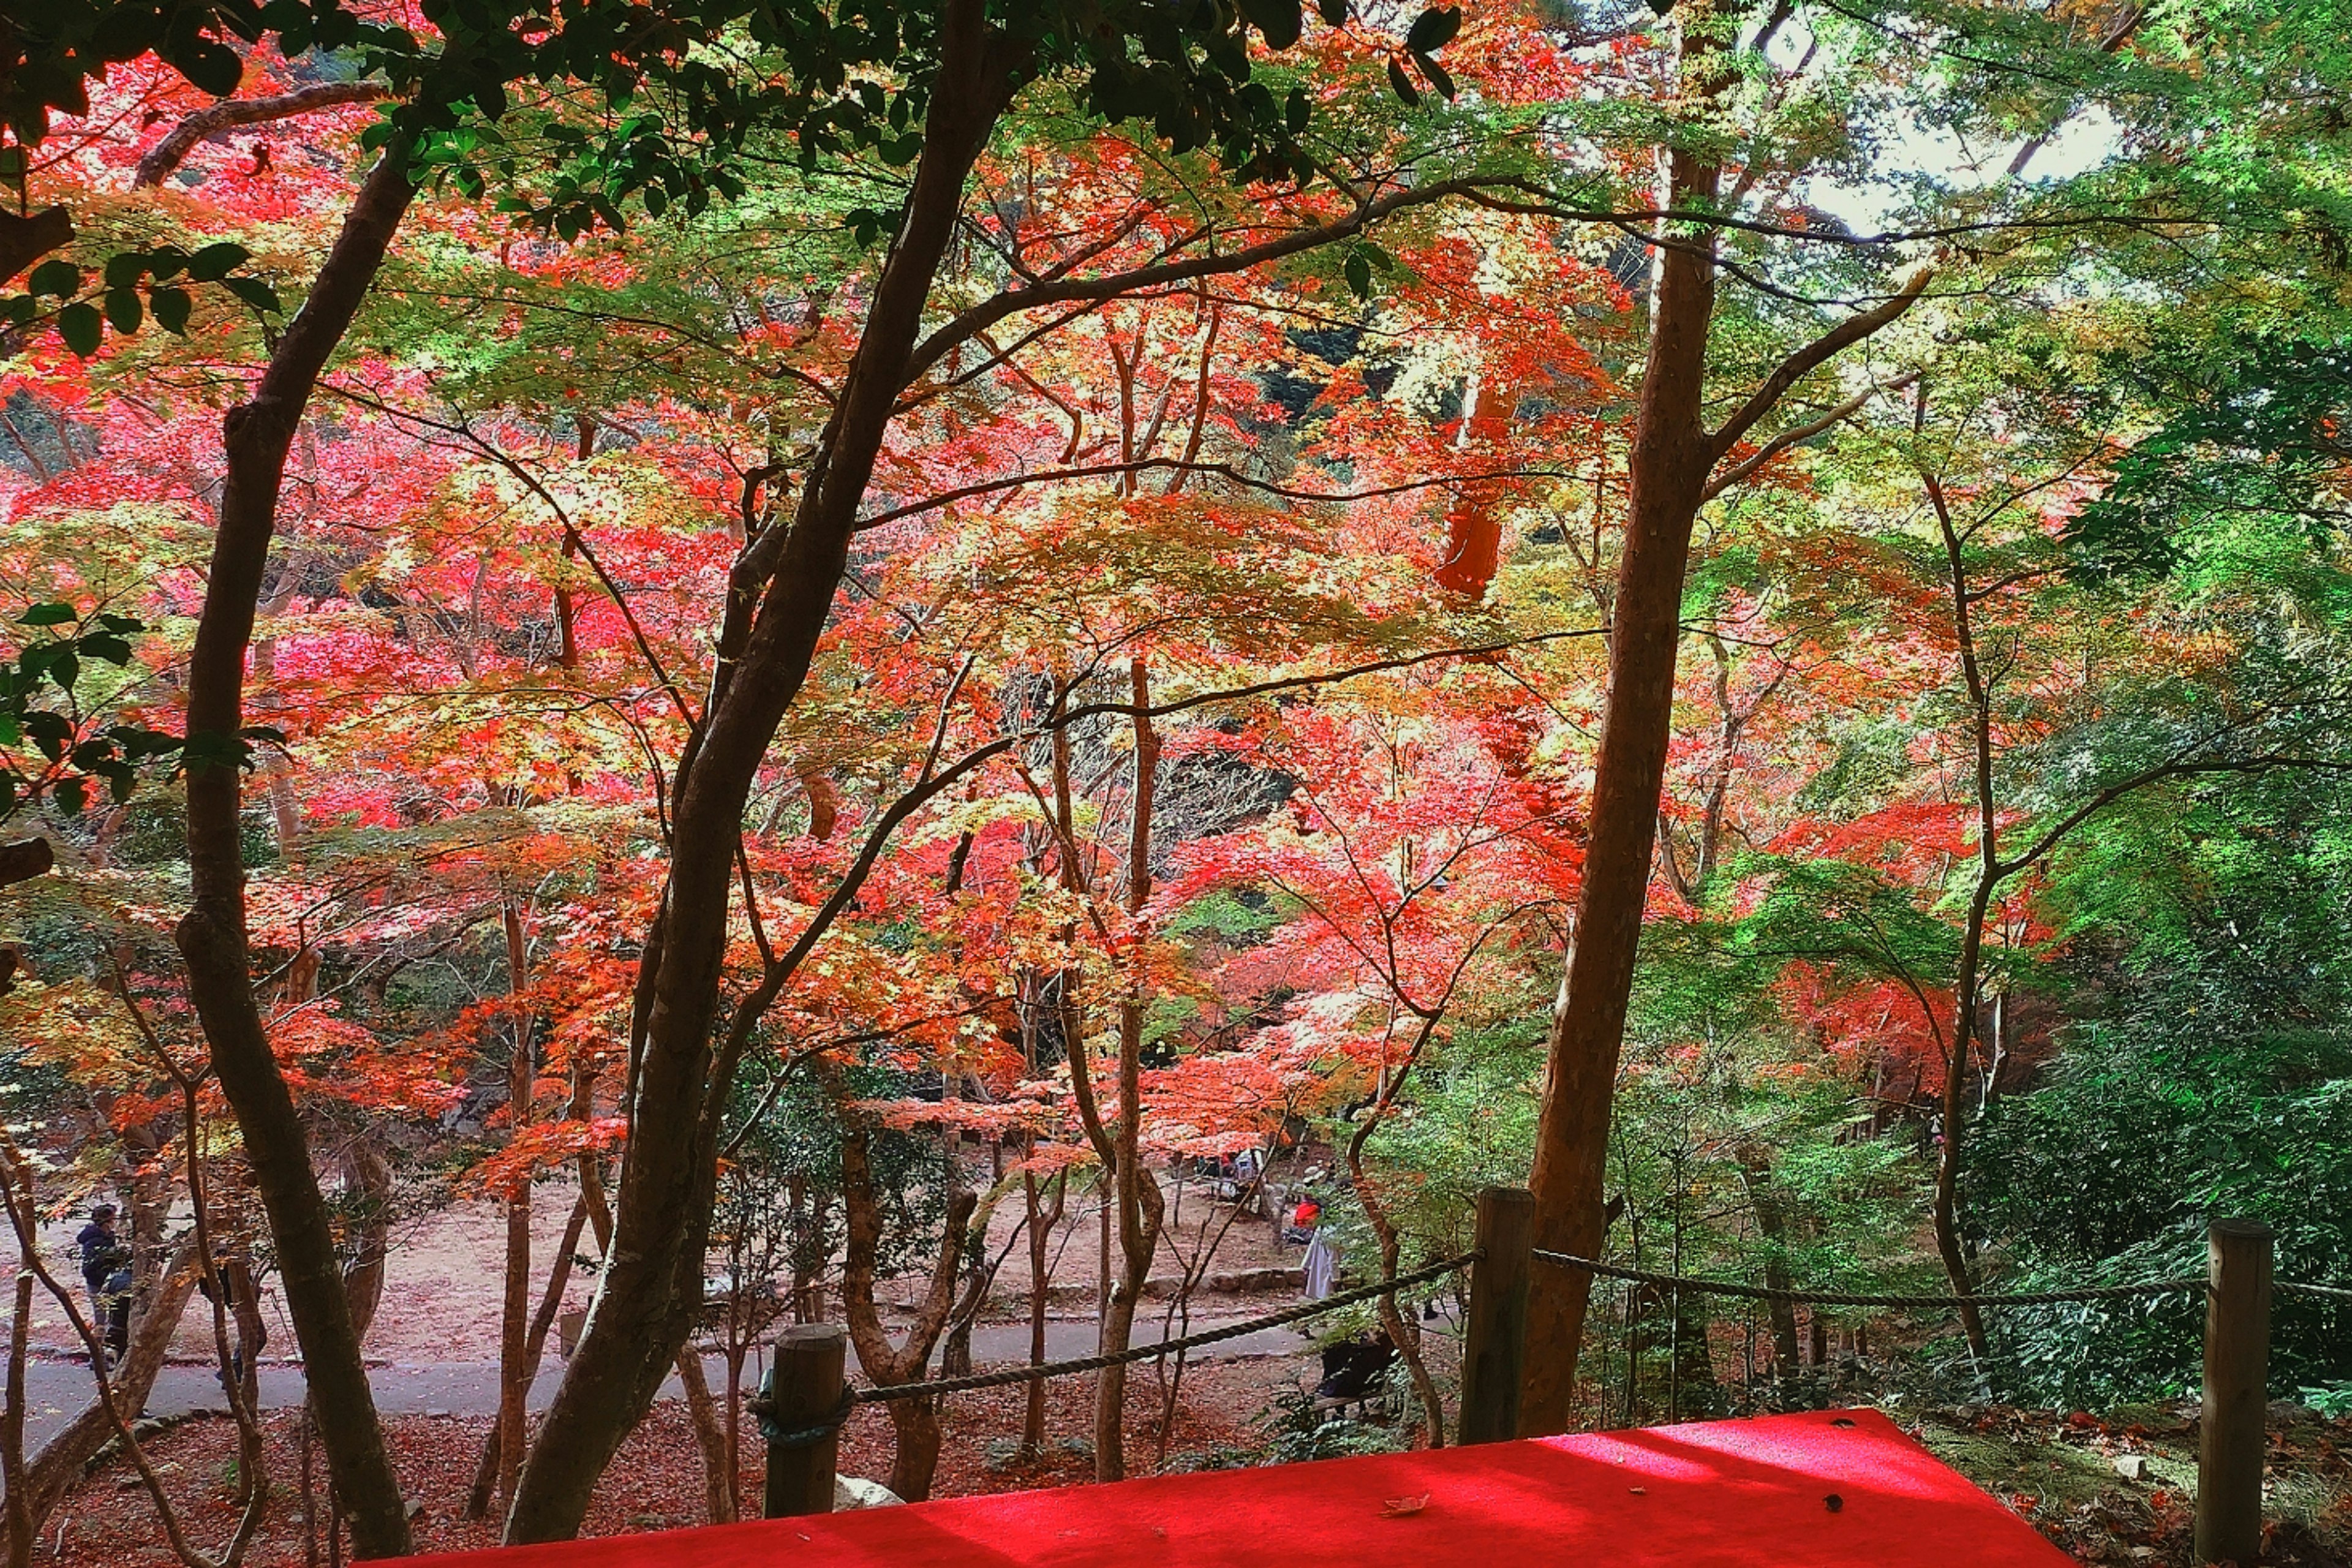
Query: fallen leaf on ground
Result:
<box><xmin>1380</xmin><ymin>1494</ymin><xmax>1431</xmax><ymax>1517</ymax></box>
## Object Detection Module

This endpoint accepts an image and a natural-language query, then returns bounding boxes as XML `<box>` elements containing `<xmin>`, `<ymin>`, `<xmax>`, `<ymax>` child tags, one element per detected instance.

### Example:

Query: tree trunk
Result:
<box><xmin>1521</xmin><ymin>73</ymin><xmax>1724</xmax><ymax>1432</ymax></box>
<box><xmin>674</xmin><ymin>1347</ymin><xmax>734</xmax><ymax>1523</ymax></box>
<box><xmin>1738</xmin><ymin>1148</ymin><xmax>1801</xmax><ymax>1376</ymax></box>
<box><xmin>339</xmin><ymin>1140</ymin><xmax>392</xmax><ymax>1348</ymax></box>
<box><xmin>1020</xmin><ymin>1166</ymin><xmax>1066</xmax><ymax>1458</ymax></box>
<box><xmin>173</xmin><ymin>141</ymin><xmax>420</xmax><ymax>1559</ymax></box>
<box><xmin>496</xmin><ymin>899</ymin><xmax>536</xmax><ymax>1506</ymax></box>
<box><xmin>1518</xmin><ymin>2</ymin><xmax>1928</xmax><ymax>1430</ymax></box>
<box><xmin>502</xmin><ymin>13</ymin><xmax>1027</xmax><ymax>1539</ymax></box>
<box><xmin>465</xmin><ymin>1190</ymin><xmax>594</xmax><ymax>1519</ymax></box>
<box><xmin>5</xmin><ymin>1273</ymin><xmax>34</xmax><ymax>1568</ymax></box>
<box><xmin>831</xmin><ymin>1087</ymin><xmax>976</xmax><ymax>1503</ymax></box>
<box><xmin>1093</xmin><ymin>658</ymin><xmax>1166</xmax><ymax>1481</ymax></box>
<box><xmin>1928</xmin><ymin>469</ymin><xmax>1998</xmax><ymax>1360</ymax></box>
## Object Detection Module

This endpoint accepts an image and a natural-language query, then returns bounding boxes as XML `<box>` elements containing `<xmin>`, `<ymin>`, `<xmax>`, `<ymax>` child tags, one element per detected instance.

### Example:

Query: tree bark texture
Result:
<box><xmin>172</xmin><ymin>141</ymin><xmax>420</xmax><ymax>1558</ymax></box>
<box><xmin>500</xmin><ymin>7</ymin><xmax>1030</xmax><ymax>1537</ymax></box>
<box><xmin>1520</xmin><ymin>47</ymin><xmax>1725</xmax><ymax>1432</ymax></box>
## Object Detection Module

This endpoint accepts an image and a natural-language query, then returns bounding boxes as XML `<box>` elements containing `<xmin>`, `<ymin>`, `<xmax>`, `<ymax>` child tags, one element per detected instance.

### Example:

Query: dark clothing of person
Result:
<box><xmin>76</xmin><ymin>1221</ymin><xmax>126</xmax><ymax>1301</ymax></box>
<box><xmin>100</xmin><ymin>1267</ymin><xmax>132</xmax><ymax>1363</ymax></box>
<box><xmin>1316</xmin><ymin>1333</ymin><xmax>1396</xmax><ymax>1401</ymax></box>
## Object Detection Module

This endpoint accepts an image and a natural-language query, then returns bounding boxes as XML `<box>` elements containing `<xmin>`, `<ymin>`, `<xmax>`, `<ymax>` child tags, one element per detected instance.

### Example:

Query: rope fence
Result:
<box><xmin>756</xmin><ymin>1192</ymin><xmax>2339</xmax><ymax>1567</ymax></box>
<box><xmin>1530</xmin><ymin>1250</ymin><xmax>2207</xmax><ymax>1308</ymax></box>
<box><xmin>753</xmin><ymin>1251</ymin><xmax>1477</xmax><ymax>1446</ymax></box>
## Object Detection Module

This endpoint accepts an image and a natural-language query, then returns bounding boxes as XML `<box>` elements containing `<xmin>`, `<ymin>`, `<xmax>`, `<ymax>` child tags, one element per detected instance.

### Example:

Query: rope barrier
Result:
<box><xmin>1531</xmin><ymin>1250</ymin><xmax>2204</xmax><ymax>1308</ymax></box>
<box><xmin>2277</xmin><ymin>1279</ymin><xmax>2352</xmax><ymax>1303</ymax></box>
<box><xmin>850</xmin><ymin>1251</ymin><xmax>1477</xmax><ymax>1405</ymax></box>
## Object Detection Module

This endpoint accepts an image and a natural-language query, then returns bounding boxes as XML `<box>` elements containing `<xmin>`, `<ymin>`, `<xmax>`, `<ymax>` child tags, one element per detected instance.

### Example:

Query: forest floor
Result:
<box><xmin>1914</xmin><ymin>1401</ymin><xmax>2352</xmax><ymax>1567</ymax></box>
<box><xmin>39</xmin><ymin>1357</ymin><xmax>1289</xmax><ymax>1565</ymax></box>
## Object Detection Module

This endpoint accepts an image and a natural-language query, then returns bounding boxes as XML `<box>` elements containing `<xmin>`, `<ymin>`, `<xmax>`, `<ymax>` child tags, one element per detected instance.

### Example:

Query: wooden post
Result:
<box><xmin>763</xmin><ymin>1324</ymin><xmax>846</xmax><ymax>1519</ymax></box>
<box><xmin>2196</xmin><ymin>1218</ymin><xmax>2272</xmax><ymax>1567</ymax></box>
<box><xmin>1460</xmin><ymin>1185</ymin><xmax>1534</xmax><ymax>1444</ymax></box>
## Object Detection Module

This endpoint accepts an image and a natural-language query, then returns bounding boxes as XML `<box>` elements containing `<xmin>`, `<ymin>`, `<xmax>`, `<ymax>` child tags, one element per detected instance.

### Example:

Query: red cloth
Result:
<box><xmin>413</xmin><ymin>1409</ymin><xmax>2068</xmax><ymax>1567</ymax></box>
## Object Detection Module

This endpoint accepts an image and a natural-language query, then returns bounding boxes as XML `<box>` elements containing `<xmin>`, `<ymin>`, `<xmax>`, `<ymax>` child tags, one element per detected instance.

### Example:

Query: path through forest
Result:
<box><xmin>9</xmin><ymin>1314</ymin><xmax>1321</xmax><ymax>1453</ymax></box>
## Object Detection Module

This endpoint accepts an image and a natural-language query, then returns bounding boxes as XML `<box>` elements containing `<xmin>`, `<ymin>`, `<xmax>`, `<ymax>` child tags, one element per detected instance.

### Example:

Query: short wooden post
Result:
<box><xmin>763</xmin><ymin>1324</ymin><xmax>846</xmax><ymax>1519</ymax></box>
<box><xmin>2196</xmin><ymin>1218</ymin><xmax>2272</xmax><ymax>1566</ymax></box>
<box><xmin>1460</xmin><ymin>1185</ymin><xmax>1534</xmax><ymax>1444</ymax></box>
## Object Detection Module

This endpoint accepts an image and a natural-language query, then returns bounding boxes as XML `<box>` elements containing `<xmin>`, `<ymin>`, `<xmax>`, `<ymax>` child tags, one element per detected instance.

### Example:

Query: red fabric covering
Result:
<box><xmin>413</xmin><ymin>1408</ymin><xmax>2068</xmax><ymax>1567</ymax></box>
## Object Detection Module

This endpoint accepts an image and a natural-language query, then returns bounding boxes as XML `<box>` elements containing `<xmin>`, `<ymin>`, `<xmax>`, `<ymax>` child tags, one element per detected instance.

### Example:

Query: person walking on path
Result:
<box><xmin>75</xmin><ymin>1203</ymin><xmax>132</xmax><ymax>1367</ymax></box>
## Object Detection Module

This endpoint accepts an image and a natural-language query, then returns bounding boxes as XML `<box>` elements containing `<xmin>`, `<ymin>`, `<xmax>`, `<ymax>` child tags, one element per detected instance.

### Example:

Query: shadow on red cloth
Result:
<box><xmin>406</xmin><ymin>1408</ymin><xmax>2067</xmax><ymax>1567</ymax></box>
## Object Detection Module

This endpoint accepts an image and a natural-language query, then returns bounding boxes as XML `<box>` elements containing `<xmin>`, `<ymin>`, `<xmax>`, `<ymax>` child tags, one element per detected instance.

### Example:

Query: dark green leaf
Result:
<box><xmin>222</xmin><ymin>276</ymin><xmax>281</xmax><ymax>313</ymax></box>
<box><xmin>104</xmin><ymin>287</ymin><xmax>141</xmax><ymax>334</ymax></box>
<box><xmin>56</xmin><ymin>302</ymin><xmax>101</xmax><ymax>356</ymax></box>
<box><xmin>1413</xmin><ymin>51</ymin><xmax>1455</xmax><ymax>100</ymax></box>
<box><xmin>1239</xmin><ymin>0</ymin><xmax>1304</xmax><ymax>50</ymax></box>
<box><xmin>1344</xmin><ymin>250</ymin><xmax>1373</xmax><ymax>298</ymax></box>
<box><xmin>173</xmin><ymin>41</ymin><xmax>245</xmax><ymax>96</ymax></box>
<box><xmin>17</xmin><ymin>603</ymin><xmax>76</xmax><ymax>627</ymax></box>
<box><xmin>1405</xmin><ymin>6</ymin><xmax>1461</xmax><ymax>54</ymax></box>
<box><xmin>26</xmin><ymin>259</ymin><xmax>80</xmax><ymax>298</ymax></box>
<box><xmin>151</xmin><ymin>285</ymin><xmax>192</xmax><ymax>334</ymax></box>
<box><xmin>1386</xmin><ymin>58</ymin><xmax>1421</xmax><ymax>106</ymax></box>
<box><xmin>184</xmin><ymin>242</ymin><xmax>249</xmax><ymax>282</ymax></box>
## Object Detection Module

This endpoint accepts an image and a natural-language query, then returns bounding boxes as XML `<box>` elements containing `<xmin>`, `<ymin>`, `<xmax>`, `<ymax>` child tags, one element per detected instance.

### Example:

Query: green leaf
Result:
<box><xmin>26</xmin><ymin>259</ymin><xmax>80</xmax><ymax>298</ymax></box>
<box><xmin>1239</xmin><ymin>0</ymin><xmax>1304</xmax><ymax>50</ymax></box>
<box><xmin>1317</xmin><ymin>0</ymin><xmax>1348</xmax><ymax>23</ymax></box>
<box><xmin>103</xmin><ymin>251</ymin><xmax>148</xmax><ymax>289</ymax></box>
<box><xmin>1344</xmin><ymin>250</ymin><xmax>1373</xmax><ymax>298</ymax></box>
<box><xmin>1386</xmin><ymin>57</ymin><xmax>1421</xmax><ymax>107</ymax></box>
<box><xmin>1405</xmin><ymin>6</ymin><xmax>1461</xmax><ymax>54</ymax></box>
<box><xmin>17</xmin><ymin>603</ymin><xmax>75</xmax><ymax>627</ymax></box>
<box><xmin>222</xmin><ymin>276</ymin><xmax>282</xmax><ymax>313</ymax></box>
<box><xmin>151</xmin><ymin>285</ymin><xmax>192</xmax><ymax>333</ymax></box>
<box><xmin>184</xmin><ymin>243</ymin><xmax>250</xmax><ymax>282</ymax></box>
<box><xmin>1412</xmin><ymin>51</ymin><xmax>1455</xmax><ymax>100</ymax></box>
<box><xmin>1286</xmin><ymin>86</ymin><xmax>1311</xmax><ymax>134</ymax></box>
<box><xmin>104</xmin><ymin>287</ymin><xmax>141</xmax><ymax>334</ymax></box>
<box><xmin>173</xmin><ymin>40</ymin><xmax>245</xmax><ymax>96</ymax></box>
<box><xmin>55</xmin><ymin>302</ymin><xmax>101</xmax><ymax>357</ymax></box>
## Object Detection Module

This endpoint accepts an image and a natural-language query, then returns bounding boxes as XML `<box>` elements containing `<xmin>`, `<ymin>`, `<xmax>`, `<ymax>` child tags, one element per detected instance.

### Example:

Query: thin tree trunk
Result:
<box><xmin>1020</xmin><ymin>1165</ymin><xmax>1066</xmax><ymax>1458</ymax></box>
<box><xmin>831</xmin><ymin>1079</ymin><xmax>975</xmax><ymax>1502</ymax></box>
<box><xmin>496</xmin><ymin>899</ymin><xmax>535</xmax><ymax>1504</ymax></box>
<box><xmin>1093</xmin><ymin>658</ymin><xmax>1166</xmax><ymax>1481</ymax></box>
<box><xmin>465</xmin><ymin>1191</ymin><xmax>593</xmax><ymax>1519</ymax></box>
<box><xmin>1923</xmin><ymin>466</ymin><xmax>1997</xmax><ymax>1359</ymax></box>
<box><xmin>4</xmin><ymin>1274</ymin><xmax>34</xmax><ymax>1568</ymax></box>
<box><xmin>19</xmin><ymin>1236</ymin><xmax>202</xmax><ymax>1531</ymax></box>
<box><xmin>172</xmin><ymin>141</ymin><xmax>420</xmax><ymax>1558</ymax></box>
<box><xmin>1738</xmin><ymin>1149</ymin><xmax>1801</xmax><ymax>1376</ymax></box>
<box><xmin>503</xmin><ymin>16</ymin><xmax>1028</xmax><ymax>1537</ymax></box>
<box><xmin>674</xmin><ymin>1347</ymin><xmax>734</xmax><ymax>1523</ymax></box>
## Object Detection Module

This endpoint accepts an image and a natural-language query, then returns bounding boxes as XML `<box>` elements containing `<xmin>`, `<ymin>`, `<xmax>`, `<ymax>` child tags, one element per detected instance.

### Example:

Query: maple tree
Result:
<box><xmin>4</xmin><ymin>0</ymin><xmax>2352</xmax><ymax>1558</ymax></box>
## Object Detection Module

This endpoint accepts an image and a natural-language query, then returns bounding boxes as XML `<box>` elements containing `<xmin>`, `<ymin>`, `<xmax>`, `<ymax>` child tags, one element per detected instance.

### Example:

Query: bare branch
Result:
<box><xmin>135</xmin><ymin>83</ymin><xmax>390</xmax><ymax>187</ymax></box>
<box><xmin>1710</xmin><ymin>272</ymin><xmax>1933</xmax><ymax>459</ymax></box>
<box><xmin>1703</xmin><ymin>372</ymin><xmax>1920</xmax><ymax>499</ymax></box>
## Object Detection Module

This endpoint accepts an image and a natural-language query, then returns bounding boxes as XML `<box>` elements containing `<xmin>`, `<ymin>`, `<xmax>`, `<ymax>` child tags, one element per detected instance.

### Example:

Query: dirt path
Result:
<box><xmin>9</xmin><ymin>1313</ymin><xmax>1324</xmax><ymax>1457</ymax></box>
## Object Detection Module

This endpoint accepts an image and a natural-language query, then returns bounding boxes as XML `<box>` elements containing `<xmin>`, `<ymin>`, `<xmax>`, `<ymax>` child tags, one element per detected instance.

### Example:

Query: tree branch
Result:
<box><xmin>1702</xmin><ymin>372</ymin><xmax>1920</xmax><ymax>499</ymax></box>
<box><xmin>1710</xmin><ymin>271</ymin><xmax>1934</xmax><ymax>459</ymax></box>
<box><xmin>134</xmin><ymin>83</ymin><xmax>391</xmax><ymax>187</ymax></box>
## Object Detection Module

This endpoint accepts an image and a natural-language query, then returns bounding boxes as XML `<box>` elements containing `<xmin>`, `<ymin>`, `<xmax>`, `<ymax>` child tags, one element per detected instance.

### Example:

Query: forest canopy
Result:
<box><xmin>2</xmin><ymin>0</ymin><xmax>2350</xmax><ymax>1559</ymax></box>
